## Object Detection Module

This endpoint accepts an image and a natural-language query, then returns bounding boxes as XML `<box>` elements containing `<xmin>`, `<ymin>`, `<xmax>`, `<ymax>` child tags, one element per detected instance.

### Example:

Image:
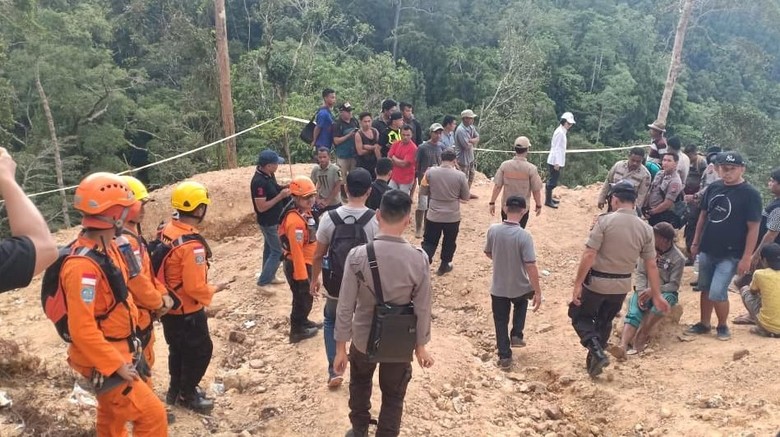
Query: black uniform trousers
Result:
<box><xmin>161</xmin><ymin>308</ymin><xmax>213</xmax><ymax>395</ymax></box>
<box><xmin>568</xmin><ymin>286</ymin><xmax>627</xmax><ymax>348</ymax></box>
<box><xmin>283</xmin><ymin>259</ymin><xmax>313</xmax><ymax>331</ymax></box>
<box><xmin>421</xmin><ymin>220</ymin><xmax>460</xmax><ymax>264</ymax></box>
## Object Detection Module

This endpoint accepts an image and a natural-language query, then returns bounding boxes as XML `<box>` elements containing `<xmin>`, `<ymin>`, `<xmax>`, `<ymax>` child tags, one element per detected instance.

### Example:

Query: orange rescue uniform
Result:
<box><xmin>280</xmin><ymin>210</ymin><xmax>317</xmax><ymax>280</ymax></box>
<box><xmin>61</xmin><ymin>235</ymin><xmax>166</xmax><ymax>436</ymax></box>
<box><xmin>158</xmin><ymin>219</ymin><xmax>216</xmax><ymax>314</ymax></box>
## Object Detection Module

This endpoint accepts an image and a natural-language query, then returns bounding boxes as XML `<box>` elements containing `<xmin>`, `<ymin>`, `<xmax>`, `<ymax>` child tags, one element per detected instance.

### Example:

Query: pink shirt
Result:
<box><xmin>388</xmin><ymin>140</ymin><xmax>418</xmax><ymax>185</ymax></box>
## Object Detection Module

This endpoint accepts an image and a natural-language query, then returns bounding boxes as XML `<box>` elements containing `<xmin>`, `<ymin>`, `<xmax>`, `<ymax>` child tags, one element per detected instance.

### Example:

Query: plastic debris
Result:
<box><xmin>68</xmin><ymin>383</ymin><xmax>97</xmax><ymax>408</ymax></box>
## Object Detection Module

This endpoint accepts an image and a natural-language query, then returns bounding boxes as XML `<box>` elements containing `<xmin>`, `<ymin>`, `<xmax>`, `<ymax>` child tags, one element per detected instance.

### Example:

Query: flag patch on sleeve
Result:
<box><xmin>194</xmin><ymin>246</ymin><xmax>206</xmax><ymax>265</ymax></box>
<box><xmin>81</xmin><ymin>273</ymin><xmax>97</xmax><ymax>303</ymax></box>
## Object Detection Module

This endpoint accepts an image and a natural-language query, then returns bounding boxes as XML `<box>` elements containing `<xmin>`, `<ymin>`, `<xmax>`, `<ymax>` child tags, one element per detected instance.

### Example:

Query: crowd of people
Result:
<box><xmin>0</xmin><ymin>87</ymin><xmax>778</xmax><ymax>436</ymax></box>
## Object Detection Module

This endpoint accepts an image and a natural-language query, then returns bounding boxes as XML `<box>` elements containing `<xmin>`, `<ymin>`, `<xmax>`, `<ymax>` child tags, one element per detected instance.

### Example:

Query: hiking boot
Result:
<box><xmin>497</xmin><ymin>357</ymin><xmax>512</xmax><ymax>369</ymax></box>
<box><xmin>510</xmin><ymin>336</ymin><xmax>526</xmax><ymax>347</ymax></box>
<box><xmin>437</xmin><ymin>262</ymin><xmax>453</xmax><ymax>276</ymax></box>
<box><xmin>716</xmin><ymin>325</ymin><xmax>731</xmax><ymax>341</ymax></box>
<box><xmin>586</xmin><ymin>338</ymin><xmax>610</xmax><ymax>377</ymax></box>
<box><xmin>178</xmin><ymin>389</ymin><xmax>214</xmax><ymax>414</ymax></box>
<box><xmin>684</xmin><ymin>322</ymin><xmax>711</xmax><ymax>335</ymax></box>
<box><xmin>304</xmin><ymin>319</ymin><xmax>323</xmax><ymax>329</ymax></box>
<box><xmin>545</xmin><ymin>199</ymin><xmax>559</xmax><ymax>209</ymax></box>
<box><xmin>165</xmin><ymin>388</ymin><xmax>179</xmax><ymax>406</ymax></box>
<box><xmin>289</xmin><ymin>326</ymin><xmax>319</xmax><ymax>343</ymax></box>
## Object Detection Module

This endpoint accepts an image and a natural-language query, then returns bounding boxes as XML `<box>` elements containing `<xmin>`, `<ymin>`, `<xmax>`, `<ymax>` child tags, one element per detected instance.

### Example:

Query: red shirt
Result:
<box><xmin>388</xmin><ymin>140</ymin><xmax>418</xmax><ymax>185</ymax></box>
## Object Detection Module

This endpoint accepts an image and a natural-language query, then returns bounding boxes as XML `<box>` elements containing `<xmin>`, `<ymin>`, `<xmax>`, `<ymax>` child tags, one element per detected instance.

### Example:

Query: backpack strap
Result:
<box><xmin>329</xmin><ymin>209</ymin><xmax>345</xmax><ymax>226</ymax></box>
<box><xmin>365</xmin><ymin>242</ymin><xmax>384</xmax><ymax>306</ymax></box>
<box><xmin>356</xmin><ymin>210</ymin><xmax>375</xmax><ymax>226</ymax></box>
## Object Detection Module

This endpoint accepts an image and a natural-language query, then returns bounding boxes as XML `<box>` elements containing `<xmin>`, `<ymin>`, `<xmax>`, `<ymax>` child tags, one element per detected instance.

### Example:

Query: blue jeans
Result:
<box><xmin>324</xmin><ymin>297</ymin><xmax>338</xmax><ymax>378</ymax></box>
<box><xmin>258</xmin><ymin>225</ymin><xmax>282</xmax><ymax>286</ymax></box>
<box><xmin>697</xmin><ymin>252</ymin><xmax>739</xmax><ymax>302</ymax></box>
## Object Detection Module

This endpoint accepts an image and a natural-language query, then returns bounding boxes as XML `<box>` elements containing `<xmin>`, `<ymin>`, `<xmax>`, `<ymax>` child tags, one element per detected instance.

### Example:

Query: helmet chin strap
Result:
<box><xmin>90</xmin><ymin>206</ymin><xmax>131</xmax><ymax>235</ymax></box>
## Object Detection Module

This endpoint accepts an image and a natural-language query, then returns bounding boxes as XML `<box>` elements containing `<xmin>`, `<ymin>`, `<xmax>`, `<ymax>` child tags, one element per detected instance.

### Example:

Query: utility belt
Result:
<box><xmin>91</xmin><ymin>337</ymin><xmax>150</xmax><ymax>396</ymax></box>
<box><xmin>137</xmin><ymin>322</ymin><xmax>154</xmax><ymax>348</ymax></box>
<box><xmin>586</xmin><ymin>269</ymin><xmax>632</xmax><ymax>283</ymax></box>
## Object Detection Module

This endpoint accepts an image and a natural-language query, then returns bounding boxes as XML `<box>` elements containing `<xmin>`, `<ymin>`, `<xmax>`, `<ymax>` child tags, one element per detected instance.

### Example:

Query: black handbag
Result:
<box><xmin>299</xmin><ymin>110</ymin><xmax>317</xmax><ymax>144</ymax></box>
<box><xmin>364</xmin><ymin>242</ymin><xmax>417</xmax><ymax>363</ymax></box>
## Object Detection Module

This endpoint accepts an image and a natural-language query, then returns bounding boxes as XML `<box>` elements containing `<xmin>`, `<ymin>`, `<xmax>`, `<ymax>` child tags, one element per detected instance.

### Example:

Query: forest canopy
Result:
<box><xmin>1</xmin><ymin>0</ymin><xmax>779</xmax><ymax>230</ymax></box>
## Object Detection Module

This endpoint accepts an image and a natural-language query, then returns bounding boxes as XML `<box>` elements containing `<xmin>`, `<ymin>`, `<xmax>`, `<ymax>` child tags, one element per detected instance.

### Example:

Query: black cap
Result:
<box><xmin>389</xmin><ymin>111</ymin><xmax>403</xmax><ymax>121</ymax></box>
<box><xmin>706</xmin><ymin>145</ymin><xmax>722</xmax><ymax>164</ymax></box>
<box><xmin>718</xmin><ymin>151</ymin><xmax>745</xmax><ymax>166</ymax></box>
<box><xmin>346</xmin><ymin>167</ymin><xmax>372</xmax><ymax>192</ymax></box>
<box><xmin>505</xmin><ymin>195</ymin><xmax>527</xmax><ymax>209</ymax></box>
<box><xmin>608</xmin><ymin>180</ymin><xmax>637</xmax><ymax>196</ymax></box>
<box><xmin>381</xmin><ymin>99</ymin><xmax>398</xmax><ymax>112</ymax></box>
<box><xmin>338</xmin><ymin>102</ymin><xmax>353</xmax><ymax>112</ymax></box>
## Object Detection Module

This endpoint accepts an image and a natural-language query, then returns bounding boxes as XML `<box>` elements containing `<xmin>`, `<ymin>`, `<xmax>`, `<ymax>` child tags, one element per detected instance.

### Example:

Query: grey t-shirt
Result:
<box><xmin>316</xmin><ymin>205</ymin><xmax>379</xmax><ymax>244</ymax></box>
<box><xmin>484</xmin><ymin>222</ymin><xmax>536</xmax><ymax>298</ymax></box>
<box><xmin>311</xmin><ymin>163</ymin><xmax>343</xmax><ymax>207</ymax></box>
<box><xmin>423</xmin><ymin>166</ymin><xmax>470</xmax><ymax>223</ymax></box>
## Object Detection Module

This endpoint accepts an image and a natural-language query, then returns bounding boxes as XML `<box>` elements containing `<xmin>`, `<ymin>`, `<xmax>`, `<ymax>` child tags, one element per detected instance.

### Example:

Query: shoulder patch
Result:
<box><xmin>193</xmin><ymin>245</ymin><xmax>206</xmax><ymax>265</ymax></box>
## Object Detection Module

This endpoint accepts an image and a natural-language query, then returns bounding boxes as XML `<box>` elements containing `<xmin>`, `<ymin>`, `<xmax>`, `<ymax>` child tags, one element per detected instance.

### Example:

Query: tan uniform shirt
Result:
<box><xmin>645</xmin><ymin>170</ymin><xmax>683</xmax><ymax>210</ymax></box>
<box><xmin>334</xmin><ymin>234</ymin><xmax>432</xmax><ymax>353</ymax></box>
<box><xmin>597</xmin><ymin>160</ymin><xmax>651</xmax><ymax>207</ymax></box>
<box><xmin>422</xmin><ymin>165</ymin><xmax>470</xmax><ymax>223</ymax></box>
<box><xmin>493</xmin><ymin>157</ymin><xmax>543</xmax><ymax>206</ymax></box>
<box><xmin>635</xmin><ymin>245</ymin><xmax>685</xmax><ymax>293</ymax></box>
<box><xmin>585</xmin><ymin>208</ymin><xmax>655</xmax><ymax>294</ymax></box>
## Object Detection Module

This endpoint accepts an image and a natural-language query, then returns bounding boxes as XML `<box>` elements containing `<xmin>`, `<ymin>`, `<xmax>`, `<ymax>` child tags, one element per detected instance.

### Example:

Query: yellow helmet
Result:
<box><xmin>120</xmin><ymin>175</ymin><xmax>150</xmax><ymax>202</ymax></box>
<box><xmin>289</xmin><ymin>176</ymin><xmax>317</xmax><ymax>197</ymax></box>
<box><xmin>171</xmin><ymin>181</ymin><xmax>211</xmax><ymax>212</ymax></box>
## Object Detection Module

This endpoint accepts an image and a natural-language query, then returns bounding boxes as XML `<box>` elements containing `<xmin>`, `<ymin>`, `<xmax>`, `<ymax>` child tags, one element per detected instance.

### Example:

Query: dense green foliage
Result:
<box><xmin>1</xmin><ymin>0</ymin><xmax>779</xmax><ymax>229</ymax></box>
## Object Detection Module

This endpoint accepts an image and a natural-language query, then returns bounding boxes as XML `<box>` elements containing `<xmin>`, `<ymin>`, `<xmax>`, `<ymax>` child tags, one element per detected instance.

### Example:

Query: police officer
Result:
<box><xmin>489</xmin><ymin>136</ymin><xmax>543</xmax><ymax>227</ymax></box>
<box><xmin>569</xmin><ymin>181</ymin><xmax>670</xmax><ymax>377</ymax></box>
<box><xmin>159</xmin><ymin>181</ymin><xmax>230</xmax><ymax>413</ymax></box>
<box><xmin>0</xmin><ymin>147</ymin><xmax>57</xmax><ymax>291</ymax></box>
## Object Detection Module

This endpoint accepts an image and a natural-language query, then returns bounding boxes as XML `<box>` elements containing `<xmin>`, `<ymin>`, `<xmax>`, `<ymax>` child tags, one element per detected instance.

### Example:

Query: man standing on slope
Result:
<box><xmin>545</xmin><ymin>112</ymin><xmax>575</xmax><ymax>208</ymax></box>
<box><xmin>455</xmin><ymin>109</ymin><xmax>480</xmax><ymax>199</ymax></box>
<box><xmin>489</xmin><ymin>136</ymin><xmax>543</xmax><ymax>226</ymax></box>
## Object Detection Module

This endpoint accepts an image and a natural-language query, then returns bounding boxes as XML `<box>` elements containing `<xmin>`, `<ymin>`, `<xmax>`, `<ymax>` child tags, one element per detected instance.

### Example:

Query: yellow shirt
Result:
<box><xmin>750</xmin><ymin>268</ymin><xmax>780</xmax><ymax>334</ymax></box>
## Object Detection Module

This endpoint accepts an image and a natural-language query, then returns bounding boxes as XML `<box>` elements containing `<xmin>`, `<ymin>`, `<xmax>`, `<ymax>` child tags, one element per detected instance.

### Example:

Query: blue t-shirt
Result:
<box><xmin>315</xmin><ymin>107</ymin><xmax>334</xmax><ymax>148</ymax></box>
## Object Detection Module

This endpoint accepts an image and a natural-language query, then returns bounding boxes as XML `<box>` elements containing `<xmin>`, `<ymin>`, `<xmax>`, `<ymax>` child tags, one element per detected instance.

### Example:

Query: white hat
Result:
<box><xmin>461</xmin><ymin>109</ymin><xmax>478</xmax><ymax>119</ymax></box>
<box><xmin>561</xmin><ymin>112</ymin><xmax>576</xmax><ymax>124</ymax></box>
<box><xmin>429</xmin><ymin>123</ymin><xmax>444</xmax><ymax>132</ymax></box>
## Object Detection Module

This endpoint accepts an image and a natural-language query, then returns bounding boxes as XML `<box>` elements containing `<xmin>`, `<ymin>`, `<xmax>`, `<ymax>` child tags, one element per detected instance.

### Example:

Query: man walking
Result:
<box><xmin>310</xmin><ymin>168</ymin><xmax>378</xmax><ymax>388</ymax></box>
<box><xmin>251</xmin><ymin>150</ymin><xmax>291</xmax><ymax>294</ymax></box>
<box><xmin>420</xmin><ymin>148</ymin><xmax>470</xmax><ymax>276</ymax></box>
<box><xmin>414</xmin><ymin>123</ymin><xmax>444</xmax><ymax>237</ymax></box>
<box><xmin>485</xmin><ymin>196</ymin><xmax>542</xmax><ymax>369</ymax></box>
<box><xmin>311</xmin><ymin>88</ymin><xmax>336</xmax><ymax>152</ymax></box>
<box><xmin>643</xmin><ymin>153</ymin><xmax>683</xmax><ymax>227</ymax></box>
<box><xmin>569</xmin><ymin>181</ymin><xmax>669</xmax><ymax>377</ymax></box>
<box><xmin>489</xmin><ymin>136</ymin><xmax>543</xmax><ymax>226</ymax></box>
<box><xmin>334</xmin><ymin>190</ymin><xmax>434</xmax><ymax>437</ymax></box>
<box><xmin>455</xmin><ymin>109</ymin><xmax>479</xmax><ymax>198</ymax></box>
<box><xmin>545</xmin><ymin>112</ymin><xmax>575</xmax><ymax>208</ymax></box>
<box><xmin>312</xmin><ymin>148</ymin><xmax>344</xmax><ymax>215</ymax></box>
<box><xmin>597</xmin><ymin>147</ymin><xmax>651</xmax><ymax>211</ymax></box>
<box><xmin>687</xmin><ymin>151</ymin><xmax>762</xmax><ymax>340</ymax></box>
<box><xmin>332</xmin><ymin>102</ymin><xmax>359</xmax><ymax>177</ymax></box>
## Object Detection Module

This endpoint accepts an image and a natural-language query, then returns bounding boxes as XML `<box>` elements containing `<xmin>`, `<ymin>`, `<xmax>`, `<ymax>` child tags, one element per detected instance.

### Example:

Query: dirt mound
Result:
<box><xmin>2</xmin><ymin>165</ymin><xmax>779</xmax><ymax>436</ymax></box>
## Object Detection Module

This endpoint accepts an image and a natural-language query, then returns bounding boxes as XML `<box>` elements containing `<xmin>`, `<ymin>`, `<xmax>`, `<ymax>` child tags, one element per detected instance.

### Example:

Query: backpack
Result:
<box><xmin>323</xmin><ymin>209</ymin><xmax>374</xmax><ymax>297</ymax></box>
<box><xmin>41</xmin><ymin>243</ymin><xmax>130</xmax><ymax>343</ymax></box>
<box><xmin>147</xmin><ymin>224</ymin><xmax>211</xmax><ymax>304</ymax></box>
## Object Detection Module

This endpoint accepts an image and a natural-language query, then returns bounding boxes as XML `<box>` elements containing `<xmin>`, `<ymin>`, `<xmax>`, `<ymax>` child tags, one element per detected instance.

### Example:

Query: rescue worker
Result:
<box><xmin>569</xmin><ymin>181</ymin><xmax>670</xmax><ymax>377</ymax></box>
<box><xmin>119</xmin><ymin>175</ymin><xmax>174</xmax><ymax>381</ymax></box>
<box><xmin>280</xmin><ymin>175</ymin><xmax>321</xmax><ymax>343</ymax></box>
<box><xmin>159</xmin><ymin>181</ymin><xmax>229</xmax><ymax>413</ymax></box>
<box><xmin>65</xmin><ymin>172</ymin><xmax>167</xmax><ymax>436</ymax></box>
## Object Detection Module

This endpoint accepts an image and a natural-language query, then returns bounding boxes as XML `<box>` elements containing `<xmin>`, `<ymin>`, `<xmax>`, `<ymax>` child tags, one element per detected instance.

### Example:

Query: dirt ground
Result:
<box><xmin>0</xmin><ymin>164</ymin><xmax>778</xmax><ymax>437</ymax></box>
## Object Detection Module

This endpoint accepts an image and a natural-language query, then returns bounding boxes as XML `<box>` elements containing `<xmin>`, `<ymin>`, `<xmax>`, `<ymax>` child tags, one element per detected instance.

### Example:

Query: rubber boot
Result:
<box><xmin>545</xmin><ymin>188</ymin><xmax>558</xmax><ymax>209</ymax></box>
<box><xmin>586</xmin><ymin>338</ymin><xmax>610</xmax><ymax>377</ymax></box>
<box><xmin>414</xmin><ymin>210</ymin><xmax>424</xmax><ymax>238</ymax></box>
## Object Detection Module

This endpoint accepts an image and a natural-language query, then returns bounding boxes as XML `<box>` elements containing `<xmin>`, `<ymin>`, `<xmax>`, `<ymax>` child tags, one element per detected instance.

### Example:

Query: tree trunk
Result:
<box><xmin>392</xmin><ymin>0</ymin><xmax>401</xmax><ymax>63</ymax></box>
<box><xmin>657</xmin><ymin>0</ymin><xmax>694</xmax><ymax>125</ymax></box>
<box><xmin>215</xmin><ymin>0</ymin><xmax>238</xmax><ymax>168</ymax></box>
<box><xmin>35</xmin><ymin>64</ymin><xmax>70</xmax><ymax>228</ymax></box>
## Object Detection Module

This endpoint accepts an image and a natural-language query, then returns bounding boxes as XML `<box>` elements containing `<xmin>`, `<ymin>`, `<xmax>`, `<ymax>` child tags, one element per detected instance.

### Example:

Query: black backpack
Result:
<box><xmin>41</xmin><ymin>243</ymin><xmax>129</xmax><ymax>343</ymax></box>
<box><xmin>323</xmin><ymin>209</ymin><xmax>374</xmax><ymax>297</ymax></box>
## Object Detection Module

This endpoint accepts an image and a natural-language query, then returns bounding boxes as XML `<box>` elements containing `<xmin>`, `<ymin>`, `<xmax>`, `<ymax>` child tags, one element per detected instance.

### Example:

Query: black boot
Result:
<box><xmin>304</xmin><ymin>319</ymin><xmax>323</xmax><ymax>329</ymax></box>
<box><xmin>586</xmin><ymin>338</ymin><xmax>610</xmax><ymax>377</ymax></box>
<box><xmin>545</xmin><ymin>188</ymin><xmax>558</xmax><ymax>208</ymax></box>
<box><xmin>289</xmin><ymin>326</ymin><xmax>319</xmax><ymax>343</ymax></box>
<box><xmin>165</xmin><ymin>388</ymin><xmax>179</xmax><ymax>406</ymax></box>
<box><xmin>178</xmin><ymin>388</ymin><xmax>214</xmax><ymax>413</ymax></box>
<box><xmin>345</xmin><ymin>429</ymin><xmax>368</xmax><ymax>437</ymax></box>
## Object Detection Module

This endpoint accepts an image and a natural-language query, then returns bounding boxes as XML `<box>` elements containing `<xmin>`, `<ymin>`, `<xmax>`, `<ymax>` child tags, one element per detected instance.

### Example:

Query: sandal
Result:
<box><xmin>733</xmin><ymin>314</ymin><xmax>756</xmax><ymax>325</ymax></box>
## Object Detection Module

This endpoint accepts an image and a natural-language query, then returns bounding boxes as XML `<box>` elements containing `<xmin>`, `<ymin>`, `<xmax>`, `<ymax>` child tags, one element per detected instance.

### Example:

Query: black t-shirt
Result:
<box><xmin>366</xmin><ymin>179</ymin><xmax>391</xmax><ymax>210</ymax></box>
<box><xmin>700</xmin><ymin>180</ymin><xmax>762</xmax><ymax>258</ymax></box>
<box><xmin>0</xmin><ymin>236</ymin><xmax>36</xmax><ymax>293</ymax></box>
<box><xmin>373</xmin><ymin>118</ymin><xmax>391</xmax><ymax>148</ymax></box>
<box><xmin>759</xmin><ymin>197</ymin><xmax>780</xmax><ymax>245</ymax></box>
<box><xmin>250</xmin><ymin>168</ymin><xmax>287</xmax><ymax>227</ymax></box>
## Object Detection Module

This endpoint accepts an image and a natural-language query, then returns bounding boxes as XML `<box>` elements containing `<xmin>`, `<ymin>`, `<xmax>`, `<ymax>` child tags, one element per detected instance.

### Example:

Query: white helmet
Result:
<box><xmin>560</xmin><ymin>112</ymin><xmax>576</xmax><ymax>124</ymax></box>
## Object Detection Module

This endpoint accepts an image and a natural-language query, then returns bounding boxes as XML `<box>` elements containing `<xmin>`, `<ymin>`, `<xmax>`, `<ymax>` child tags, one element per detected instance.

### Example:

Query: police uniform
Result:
<box><xmin>597</xmin><ymin>160</ymin><xmax>651</xmax><ymax>209</ymax></box>
<box><xmin>158</xmin><ymin>219</ymin><xmax>216</xmax><ymax>408</ymax></box>
<box><xmin>335</xmin><ymin>235</ymin><xmax>432</xmax><ymax>436</ymax></box>
<box><xmin>569</xmin><ymin>209</ymin><xmax>655</xmax><ymax>360</ymax></box>
<box><xmin>493</xmin><ymin>156</ymin><xmax>543</xmax><ymax>226</ymax></box>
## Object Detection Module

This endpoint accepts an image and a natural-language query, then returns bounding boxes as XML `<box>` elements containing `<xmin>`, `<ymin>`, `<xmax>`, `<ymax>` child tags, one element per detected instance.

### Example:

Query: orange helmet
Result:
<box><xmin>289</xmin><ymin>176</ymin><xmax>317</xmax><ymax>197</ymax></box>
<box><xmin>74</xmin><ymin>172</ymin><xmax>136</xmax><ymax>229</ymax></box>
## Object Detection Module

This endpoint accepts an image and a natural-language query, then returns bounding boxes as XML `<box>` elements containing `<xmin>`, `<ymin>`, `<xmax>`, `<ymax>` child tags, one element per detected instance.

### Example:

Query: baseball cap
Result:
<box><xmin>561</xmin><ymin>112</ymin><xmax>576</xmax><ymax>124</ymax></box>
<box><xmin>338</xmin><ymin>102</ymin><xmax>353</xmax><ymax>112</ymax></box>
<box><xmin>389</xmin><ymin>111</ymin><xmax>403</xmax><ymax>121</ymax></box>
<box><xmin>718</xmin><ymin>151</ymin><xmax>745</xmax><ymax>166</ymax></box>
<box><xmin>429</xmin><ymin>123</ymin><xmax>444</xmax><ymax>132</ymax></box>
<box><xmin>705</xmin><ymin>146</ymin><xmax>722</xmax><ymax>164</ymax></box>
<box><xmin>257</xmin><ymin>149</ymin><xmax>285</xmax><ymax>166</ymax></box>
<box><xmin>608</xmin><ymin>180</ymin><xmax>637</xmax><ymax>196</ymax></box>
<box><xmin>346</xmin><ymin>167</ymin><xmax>372</xmax><ymax>193</ymax></box>
<box><xmin>514</xmin><ymin>136</ymin><xmax>531</xmax><ymax>148</ymax></box>
<box><xmin>461</xmin><ymin>109</ymin><xmax>478</xmax><ymax>119</ymax></box>
<box><xmin>505</xmin><ymin>195</ymin><xmax>527</xmax><ymax>209</ymax></box>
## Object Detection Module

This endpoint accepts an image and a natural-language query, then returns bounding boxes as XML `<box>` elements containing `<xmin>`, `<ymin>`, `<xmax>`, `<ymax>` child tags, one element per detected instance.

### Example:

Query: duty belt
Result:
<box><xmin>588</xmin><ymin>269</ymin><xmax>631</xmax><ymax>279</ymax></box>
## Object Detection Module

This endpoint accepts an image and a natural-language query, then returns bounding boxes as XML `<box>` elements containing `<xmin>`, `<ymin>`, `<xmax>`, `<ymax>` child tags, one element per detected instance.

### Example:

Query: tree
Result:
<box><xmin>215</xmin><ymin>0</ymin><xmax>238</xmax><ymax>168</ymax></box>
<box><xmin>657</xmin><ymin>0</ymin><xmax>694</xmax><ymax>125</ymax></box>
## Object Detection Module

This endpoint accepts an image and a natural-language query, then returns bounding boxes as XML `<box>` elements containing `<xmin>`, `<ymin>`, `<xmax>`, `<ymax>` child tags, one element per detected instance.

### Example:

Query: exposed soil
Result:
<box><xmin>0</xmin><ymin>164</ymin><xmax>777</xmax><ymax>437</ymax></box>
